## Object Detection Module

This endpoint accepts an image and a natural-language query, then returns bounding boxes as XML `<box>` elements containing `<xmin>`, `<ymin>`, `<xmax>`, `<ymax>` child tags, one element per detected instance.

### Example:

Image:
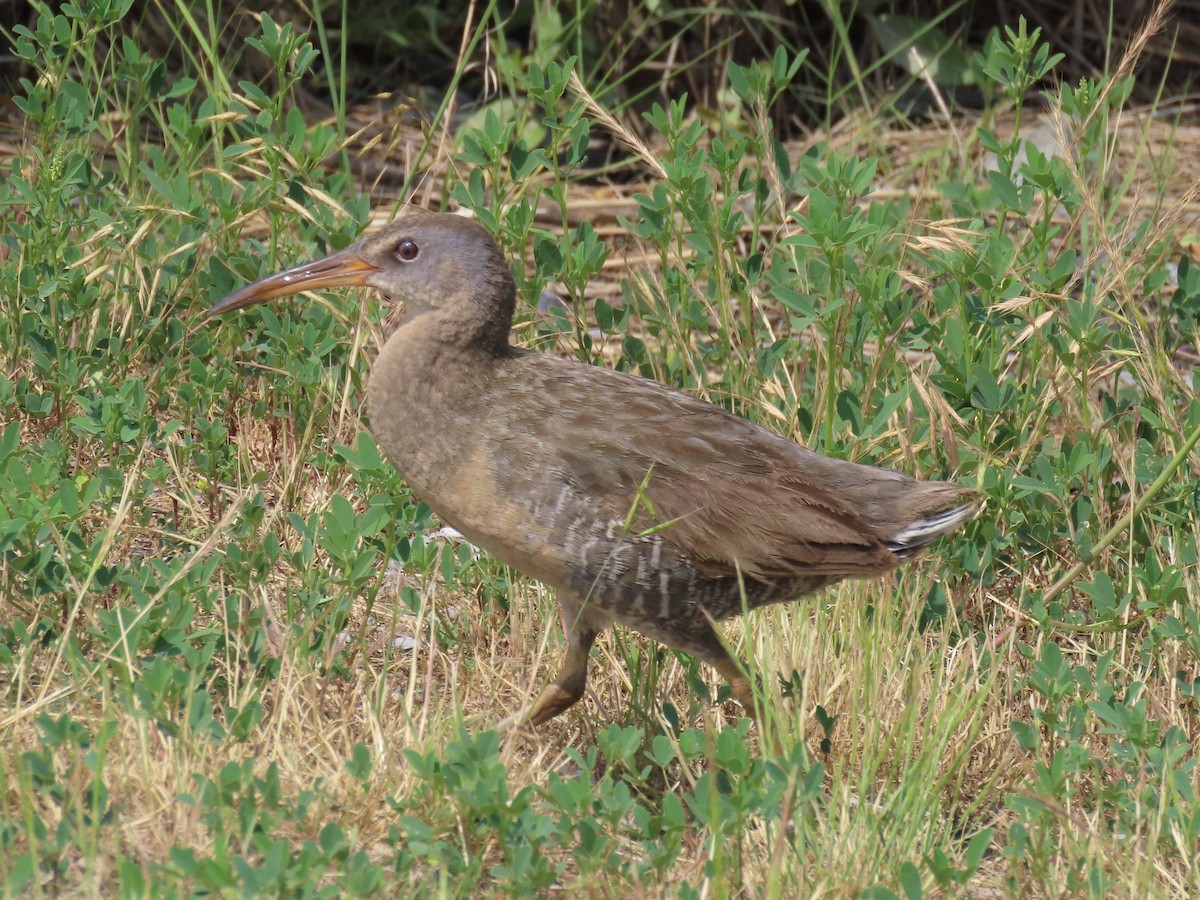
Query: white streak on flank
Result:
<box><xmin>608</xmin><ymin>543</ymin><xmax>627</xmax><ymax>575</ymax></box>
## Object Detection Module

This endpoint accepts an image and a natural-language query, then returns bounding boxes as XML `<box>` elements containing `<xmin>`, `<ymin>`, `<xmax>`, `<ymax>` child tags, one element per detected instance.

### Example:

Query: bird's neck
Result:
<box><xmin>365</xmin><ymin>309</ymin><xmax>511</xmax><ymax>499</ymax></box>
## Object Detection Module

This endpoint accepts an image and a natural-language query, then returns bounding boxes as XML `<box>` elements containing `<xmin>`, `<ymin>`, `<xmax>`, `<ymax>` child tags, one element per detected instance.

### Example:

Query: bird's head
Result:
<box><xmin>209</xmin><ymin>209</ymin><xmax>516</xmax><ymax>349</ymax></box>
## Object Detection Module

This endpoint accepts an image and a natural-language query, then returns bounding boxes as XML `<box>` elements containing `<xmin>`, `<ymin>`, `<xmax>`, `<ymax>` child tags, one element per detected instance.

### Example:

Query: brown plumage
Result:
<box><xmin>210</xmin><ymin>209</ymin><xmax>979</xmax><ymax>727</ymax></box>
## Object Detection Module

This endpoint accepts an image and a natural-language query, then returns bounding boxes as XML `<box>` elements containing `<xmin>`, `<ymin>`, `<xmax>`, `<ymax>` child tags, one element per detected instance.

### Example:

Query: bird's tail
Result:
<box><xmin>883</xmin><ymin>490</ymin><xmax>980</xmax><ymax>558</ymax></box>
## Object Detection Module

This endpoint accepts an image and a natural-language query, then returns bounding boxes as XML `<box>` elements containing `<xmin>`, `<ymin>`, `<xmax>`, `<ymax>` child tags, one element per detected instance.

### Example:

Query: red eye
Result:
<box><xmin>396</xmin><ymin>239</ymin><xmax>419</xmax><ymax>262</ymax></box>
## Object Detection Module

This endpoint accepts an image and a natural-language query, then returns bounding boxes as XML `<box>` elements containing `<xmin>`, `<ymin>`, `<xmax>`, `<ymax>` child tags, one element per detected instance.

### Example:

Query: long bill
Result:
<box><xmin>208</xmin><ymin>249</ymin><xmax>381</xmax><ymax>315</ymax></box>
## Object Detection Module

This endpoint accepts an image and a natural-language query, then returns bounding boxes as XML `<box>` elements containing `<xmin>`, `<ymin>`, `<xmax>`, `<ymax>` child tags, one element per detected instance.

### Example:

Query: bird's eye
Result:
<box><xmin>395</xmin><ymin>239</ymin><xmax>420</xmax><ymax>262</ymax></box>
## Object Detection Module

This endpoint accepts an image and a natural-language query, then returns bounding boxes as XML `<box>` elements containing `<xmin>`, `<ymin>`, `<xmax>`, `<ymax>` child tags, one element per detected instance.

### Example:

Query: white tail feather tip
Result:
<box><xmin>885</xmin><ymin>501</ymin><xmax>978</xmax><ymax>555</ymax></box>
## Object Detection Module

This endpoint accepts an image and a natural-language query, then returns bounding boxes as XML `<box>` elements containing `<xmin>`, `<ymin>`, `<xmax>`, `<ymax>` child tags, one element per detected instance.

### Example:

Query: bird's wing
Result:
<box><xmin>497</xmin><ymin>356</ymin><xmax>900</xmax><ymax>580</ymax></box>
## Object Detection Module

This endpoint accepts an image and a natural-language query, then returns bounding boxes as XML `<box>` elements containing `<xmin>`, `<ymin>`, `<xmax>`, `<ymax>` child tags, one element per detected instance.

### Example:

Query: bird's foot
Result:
<box><xmin>528</xmin><ymin>683</ymin><xmax>581</xmax><ymax>726</ymax></box>
<box><xmin>495</xmin><ymin>683</ymin><xmax>581</xmax><ymax>733</ymax></box>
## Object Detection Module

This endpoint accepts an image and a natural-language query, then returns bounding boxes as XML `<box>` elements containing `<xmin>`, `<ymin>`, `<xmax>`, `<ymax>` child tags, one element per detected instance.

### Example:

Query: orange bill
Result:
<box><xmin>209</xmin><ymin>249</ymin><xmax>380</xmax><ymax>315</ymax></box>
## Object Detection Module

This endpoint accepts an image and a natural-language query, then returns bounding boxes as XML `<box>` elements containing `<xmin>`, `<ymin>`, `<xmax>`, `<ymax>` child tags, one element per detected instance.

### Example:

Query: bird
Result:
<box><xmin>209</xmin><ymin>209</ymin><xmax>980</xmax><ymax>728</ymax></box>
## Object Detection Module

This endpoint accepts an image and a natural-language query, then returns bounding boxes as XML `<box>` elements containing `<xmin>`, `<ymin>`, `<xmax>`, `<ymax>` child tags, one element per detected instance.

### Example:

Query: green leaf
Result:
<box><xmin>899</xmin><ymin>860</ymin><xmax>923</xmax><ymax>900</ymax></box>
<box><xmin>987</xmin><ymin>169</ymin><xmax>1021</xmax><ymax>208</ymax></box>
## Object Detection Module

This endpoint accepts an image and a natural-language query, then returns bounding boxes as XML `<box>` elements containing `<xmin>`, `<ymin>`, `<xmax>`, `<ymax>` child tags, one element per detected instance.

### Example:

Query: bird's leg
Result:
<box><xmin>527</xmin><ymin>638</ymin><xmax>594</xmax><ymax>726</ymax></box>
<box><xmin>635</xmin><ymin>616</ymin><xmax>765</xmax><ymax>719</ymax></box>
<box><xmin>713</xmin><ymin>657</ymin><xmax>760</xmax><ymax>718</ymax></box>
<box><xmin>499</xmin><ymin>592</ymin><xmax>607</xmax><ymax>730</ymax></box>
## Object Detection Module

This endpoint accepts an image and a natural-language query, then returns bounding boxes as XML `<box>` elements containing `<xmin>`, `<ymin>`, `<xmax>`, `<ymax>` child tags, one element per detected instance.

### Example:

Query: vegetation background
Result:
<box><xmin>2</xmin><ymin>0</ymin><xmax>1200</xmax><ymax>895</ymax></box>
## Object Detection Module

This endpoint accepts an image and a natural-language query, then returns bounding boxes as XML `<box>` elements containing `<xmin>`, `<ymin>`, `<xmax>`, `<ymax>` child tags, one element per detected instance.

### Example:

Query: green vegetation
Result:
<box><xmin>2</xmin><ymin>1</ymin><xmax>1198</xmax><ymax>895</ymax></box>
